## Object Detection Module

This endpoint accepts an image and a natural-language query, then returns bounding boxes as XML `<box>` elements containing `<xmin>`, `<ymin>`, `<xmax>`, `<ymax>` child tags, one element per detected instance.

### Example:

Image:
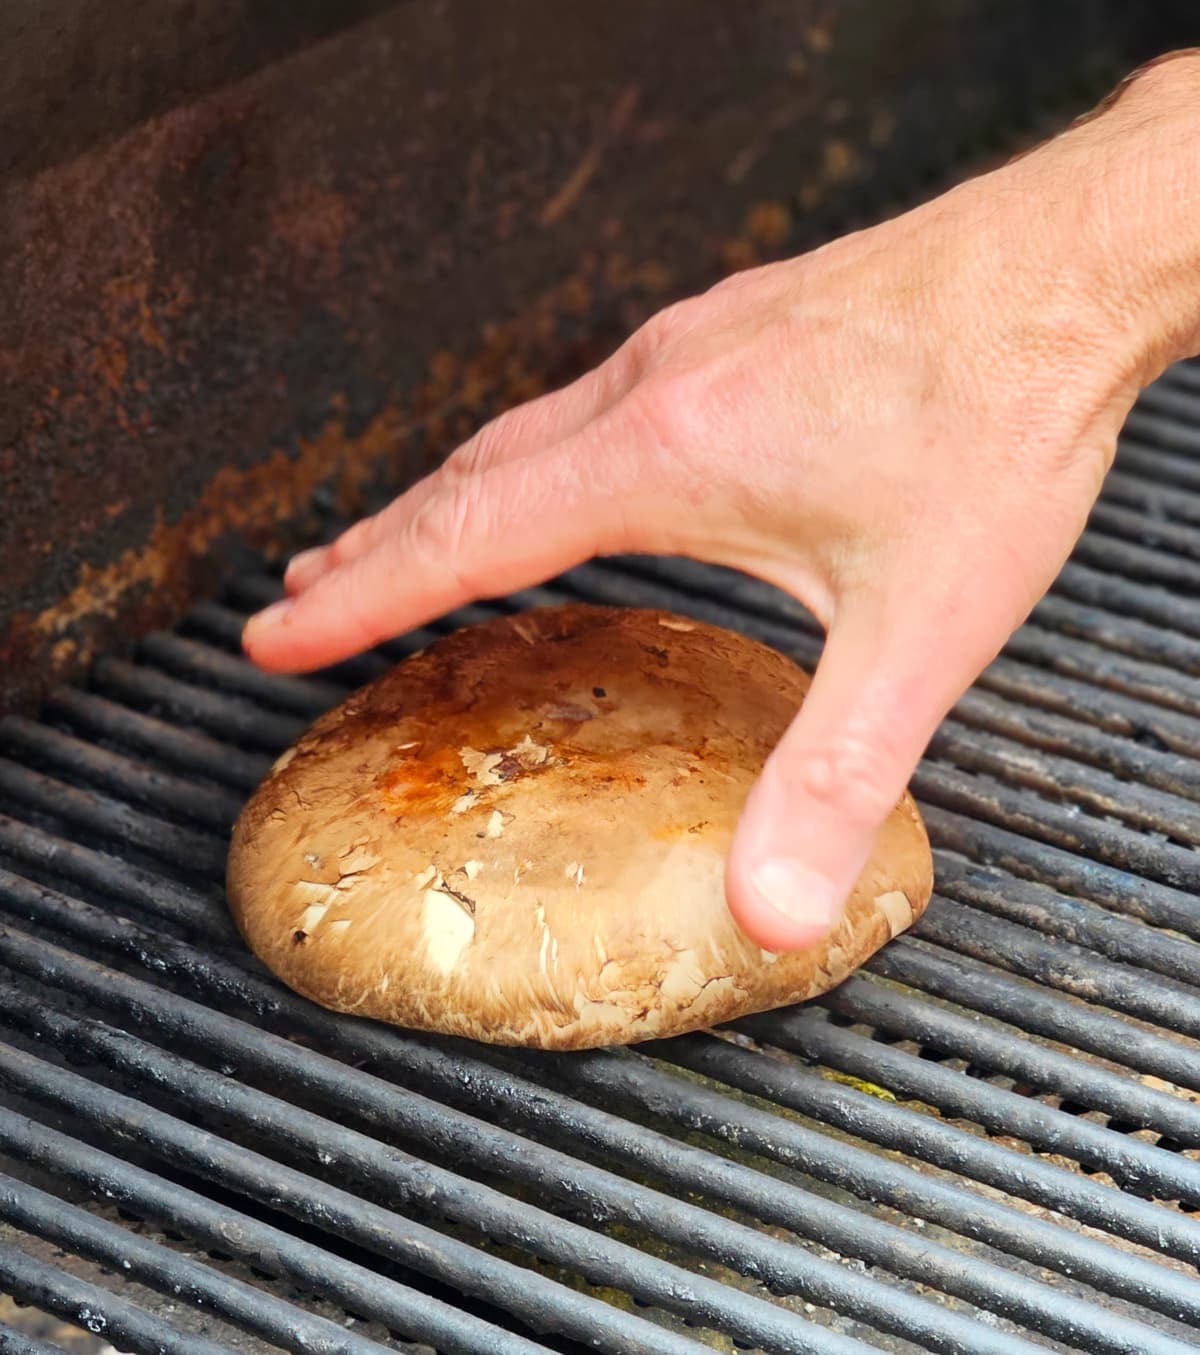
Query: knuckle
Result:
<box><xmin>445</xmin><ymin>412</ymin><xmax>510</xmax><ymax>479</ymax></box>
<box><xmin>405</xmin><ymin>481</ymin><xmax>481</xmax><ymax>590</ymax></box>
<box><xmin>621</xmin><ymin>323</ymin><xmax>665</xmax><ymax>377</ymax></box>
<box><xmin>624</xmin><ymin>368</ymin><xmax>709</xmax><ymax>454</ymax></box>
<box><xmin>407</xmin><ymin>491</ymin><xmax>459</xmax><ymax>562</ymax></box>
<box><xmin>791</xmin><ymin>736</ymin><xmax>904</xmax><ymax>825</ymax></box>
<box><xmin>326</xmin><ymin>518</ymin><xmax>371</xmax><ymax>567</ymax></box>
<box><xmin>624</xmin><ymin>298</ymin><xmax>695</xmax><ymax>371</ymax></box>
<box><xmin>327</xmin><ymin>562</ymin><xmax>389</xmax><ymax>653</ymax></box>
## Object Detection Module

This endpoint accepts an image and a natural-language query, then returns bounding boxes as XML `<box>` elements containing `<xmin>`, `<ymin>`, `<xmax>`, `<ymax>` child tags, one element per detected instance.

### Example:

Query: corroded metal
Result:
<box><xmin>1</xmin><ymin>0</ymin><xmax>1189</xmax><ymax>712</ymax></box>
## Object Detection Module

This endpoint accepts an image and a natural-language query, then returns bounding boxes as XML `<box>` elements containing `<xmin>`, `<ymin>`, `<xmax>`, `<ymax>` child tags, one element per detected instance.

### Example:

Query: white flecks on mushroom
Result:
<box><xmin>461</xmin><ymin>859</ymin><xmax>483</xmax><ymax>881</ymax></box>
<box><xmin>293</xmin><ymin>879</ymin><xmax>335</xmax><ymax>905</ymax></box>
<box><xmin>338</xmin><ymin>845</ymin><xmax>381</xmax><ymax>877</ymax></box>
<box><xmin>421</xmin><ymin>888</ymin><xmax>476</xmax><ymax>971</ymax></box>
<box><xmin>573</xmin><ymin>995</ymin><xmax>627</xmax><ymax>1028</ymax></box>
<box><xmin>339</xmin><ymin>834</ymin><xmax>371</xmax><ymax>855</ymax></box>
<box><xmin>658</xmin><ymin>948</ymin><xmax>709</xmax><ymax>1002</ymax></box>
<box><xmin>451</xmin><ymin>791</ymin><xmax>477</xmax><ymax>815</ymax></box>
<box><xmin>514</xmin><ymin>859</ymin><xmax>532</xmax><ymax>883</ymax></box>
<box><xmin>539</xmin><ymin>926</ymin><xmax>552</xmax><ymax>975</ymax></box>
<box><xmin>270</xmin><ymin>747</ymin><xmax>298</xmax><ymax>777</ymax></box>
<box><xmin>822</xmin><ymin>940</ymin><xmax>848</xmax><ymax>981</ymax></box>
<box><xmin>760</xmin><ymin>948</ymin><xmax>779</xmax><ymax>965</ymax></box>
<box><xmin>459</xmin><ymin>748</ymin><xmax>504</xmax><ymax>785</ymax></box>
<box><xmin>327</xmin><ymin>919</ymin><xmax>351</xmax><ymax>937</ymax></box>
<box><xmin>510</xmin><ymin>734</ymin><xmax>550</xmax><ymax>767</ymax></box>
<box><xmin>485</xmin><ymin>810</ymin><xmax>507</xmax><ymax>838</ymax></box>
<box><xmin>303</xmin><ymin>851</ymin><xmax>322</xmax><ymax>869</ymax></box>
<box><xmin>510</xmin><ymin>617</ymin><xmax>540</xmax><ymax>645</ymax></box>
<box><xmin>688</xmin><ymin>974</ymin><xmax>740</xmax><ymax>1011</ymax></box>
<box><xmin>874</xmin><ymin>889</ymin><xmax>914</xmax><ymax>939</ymax></box>
<box><xmin>395</xmin><ymin>741</ymin><xmax>419</xmax><ymax>751</ymax></box>
<box><xmin>561</xmin><ymin>861</ymin><xmax>585</xmax><ymax>888</ymax></box>
<box><xmin>657</xmin><ymin>616</ymin><xmax>695</xmax><ymax>632</ymax></box>
<box><xmin>413</xmin><ymin>865</ymin><xmax>439</xmax><ymax>890</ymax></box>
<box><xmin>297</xmin><ymin>903</ymin><xmax>329</xmax><ymax>934</ymax></box>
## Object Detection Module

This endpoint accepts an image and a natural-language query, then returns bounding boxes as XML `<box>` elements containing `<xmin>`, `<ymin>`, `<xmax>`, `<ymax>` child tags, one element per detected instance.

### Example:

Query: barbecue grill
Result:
<box><xmin>3</xmin><ymin>5</ymin><xmax>1200</xmax><ymax>1353</ymax></box>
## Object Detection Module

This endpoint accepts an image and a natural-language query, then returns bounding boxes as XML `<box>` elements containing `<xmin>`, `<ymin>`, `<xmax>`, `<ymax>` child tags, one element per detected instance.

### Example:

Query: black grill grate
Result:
<box><xmin>0</xmin><ymin>366</ymin><xmax>1199</xmax><ymax>1353</ymax></box>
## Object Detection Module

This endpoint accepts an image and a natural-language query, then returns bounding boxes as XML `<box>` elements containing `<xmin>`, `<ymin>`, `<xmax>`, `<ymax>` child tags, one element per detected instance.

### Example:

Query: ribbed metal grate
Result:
<box><xmin>0</xmin><ymin>363</ymin><xmax>1198</xmax><ymax>1354</ymax></box>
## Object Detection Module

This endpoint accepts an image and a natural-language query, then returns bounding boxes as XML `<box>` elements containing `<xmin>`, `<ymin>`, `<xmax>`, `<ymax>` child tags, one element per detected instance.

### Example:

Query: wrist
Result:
<box><xmin>1048</xmin><ymin>50</ymin><xmax>1200</xmax><ymax>385</ymax></box>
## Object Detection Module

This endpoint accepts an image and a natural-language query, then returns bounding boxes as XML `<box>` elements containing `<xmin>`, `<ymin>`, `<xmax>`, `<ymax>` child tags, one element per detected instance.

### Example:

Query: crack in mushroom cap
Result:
<box><xmin>226</xmin><ymin>604</ymin><xmax>933</xmax><ymax>1049</ymax></box>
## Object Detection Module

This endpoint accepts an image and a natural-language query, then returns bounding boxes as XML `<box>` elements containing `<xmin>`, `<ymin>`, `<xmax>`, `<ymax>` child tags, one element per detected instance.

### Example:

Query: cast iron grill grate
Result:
<box><xmin>0</xmin><ymin>364</ymin><xmax>1199</xmax><ymax>1354</ymax></box>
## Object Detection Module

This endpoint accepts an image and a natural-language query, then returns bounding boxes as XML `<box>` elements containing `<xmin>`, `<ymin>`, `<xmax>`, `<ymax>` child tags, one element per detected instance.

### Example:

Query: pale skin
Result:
<box><xmin>244</xmin><ymin>53</ymin><xmax>1200</xmax><ymax>954</ymax></box>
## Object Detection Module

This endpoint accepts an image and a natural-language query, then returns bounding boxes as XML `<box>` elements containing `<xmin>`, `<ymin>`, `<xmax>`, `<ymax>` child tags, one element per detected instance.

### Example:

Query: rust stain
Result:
<box><xmin>271</xmin><ymin>184</ymin><xmax>357</xmax><ymax>275</ymax></box>
<box><xmin>11</xmin><ymin>187</ymin><xmax>796</xmax><ymax>691</ymax></box>
<box><xmin>798</xmin><ymin>137</ymin><xmax>864</xmax><ymax>209</ymax></box>
<box><xmin>71</xmin><ymin>272</ymin><xmax>179</xmax><ymax>425</ymax></box>
<box><xmin>27</xmin><ymin>405</ymin><xmax>404</xmax><ymax>645</ymax></box>
<box><xmin>8</xmin><ymin>234</ymin><xmax>676</xmax><ymax>695</ymax></box>
<box><xmin>719</xmin><ymin>237</ymin><xmax>759</xmax><ymax>274</ymax></box>
<box><xmin>92</xmin><ymin>335</ymin><xmax>129</xmax><ymax>392</ymax></box>
<box><xmin>29</xmin><ymin>531</ymin><xmax>172</xmax><ymax>638</ymax></box>
<box><xmin>105</xmin><ymin>273</ymin><xmax>173</xmax><ymax>354</ymax></box>
<box><xmin>725</xmin><ymin>103</ymin><xmax>805</xmax><ymax>187</ymax></box>
<box><xmin>806</xmin><ymin>22</ymin><xmax>833</xmax><ymax>54</ymax></box>
<box><xmin>745</xmin><ymin>201</ymin><xmax>792</xmax><ymax>249</ymax></box>
<box><xmin>868</xmin><ymin>108</ymin><xmax>897</xmax><ymax>149</ymax></box>
<box><xmin>821</xmin><ymin>137</ymin><xmax>860</xmax><ymax>184</ymax></box>
<box><xmin>540</xmin><ymin>85</ymin><xmax>641</xmax><ymax>228</ymax></box>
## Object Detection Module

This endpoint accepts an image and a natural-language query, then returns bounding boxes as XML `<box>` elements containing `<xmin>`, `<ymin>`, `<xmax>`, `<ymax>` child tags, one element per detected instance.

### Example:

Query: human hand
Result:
<box><xmin>244</xmin><ymin>55</ymin><xmax>1200</xmax><ymax>953</ymax></box>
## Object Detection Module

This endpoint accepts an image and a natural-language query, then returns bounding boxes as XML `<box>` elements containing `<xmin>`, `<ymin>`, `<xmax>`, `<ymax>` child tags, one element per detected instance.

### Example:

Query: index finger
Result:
<box><xmin>243</xmin><ymin>424</ymin><xmax>641</xmax><ymax>672</ymax></box>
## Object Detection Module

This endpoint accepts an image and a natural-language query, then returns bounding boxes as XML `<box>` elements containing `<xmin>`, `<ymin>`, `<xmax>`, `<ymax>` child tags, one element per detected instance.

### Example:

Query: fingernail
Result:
<box><xmin>750</xmin><ymin>858</ymin><xmax>844</xmax><ymax>931</ymax></box>
<box><xmin>244</xmin><ymin>597</ymin><xmax>295</xmax><ymax>641</ymax></box>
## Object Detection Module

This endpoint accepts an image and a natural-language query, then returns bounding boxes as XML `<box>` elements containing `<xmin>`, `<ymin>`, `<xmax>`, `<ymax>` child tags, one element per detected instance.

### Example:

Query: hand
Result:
<box><xmin>244</xmin><ymin>55</ymin><xmax>1200</xmax><ymax>952</ymax></box>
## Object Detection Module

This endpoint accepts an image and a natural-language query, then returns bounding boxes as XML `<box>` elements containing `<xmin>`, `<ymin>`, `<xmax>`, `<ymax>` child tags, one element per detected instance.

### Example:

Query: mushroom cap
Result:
<box><xmin>227</xmin><ymin>604</ymin><xmax>932</xmax><ymax>1049</ymax></box>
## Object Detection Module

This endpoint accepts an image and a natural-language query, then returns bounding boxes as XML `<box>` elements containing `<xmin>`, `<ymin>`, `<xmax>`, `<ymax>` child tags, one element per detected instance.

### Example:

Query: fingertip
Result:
<box><xmin>241</xmin><ymin>598</ymin><xmax>300</xmax><ymax>671</ymax></box>
<box><xmin>724</xmin><ymin>756</ymin><xmax>863</xmax><ymax>952</ymax></box>
<box><xmin>725</xmin><ymin>854</ymin><xmax>845</xmax><ymax>952</ymax></box>
<box><xmin>245</xmin><ymin>547</ymin><xmax>410</xmax><ymax>673</ymax></box>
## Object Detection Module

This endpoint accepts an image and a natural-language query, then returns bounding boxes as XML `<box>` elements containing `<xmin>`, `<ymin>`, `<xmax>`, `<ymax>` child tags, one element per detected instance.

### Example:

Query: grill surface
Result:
<box><xmin>0</xmin><ymin>365</ymin><xmax>1199</xmax><ymax>1353</ymax></box>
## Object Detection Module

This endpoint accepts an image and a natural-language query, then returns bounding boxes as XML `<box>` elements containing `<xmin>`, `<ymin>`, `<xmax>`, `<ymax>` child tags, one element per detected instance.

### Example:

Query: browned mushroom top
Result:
<box><xmin>226</xmin><ymin>604</ymin><xmax>932</xmax><ymax>1049</ymax></box>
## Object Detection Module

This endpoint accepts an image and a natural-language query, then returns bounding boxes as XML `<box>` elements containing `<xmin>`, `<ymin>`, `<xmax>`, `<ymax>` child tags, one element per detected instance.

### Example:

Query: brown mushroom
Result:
<box><xmin>226</xmin><ymin>604</ymin><xmax>933</xmax><ymax>1049</ymax></box>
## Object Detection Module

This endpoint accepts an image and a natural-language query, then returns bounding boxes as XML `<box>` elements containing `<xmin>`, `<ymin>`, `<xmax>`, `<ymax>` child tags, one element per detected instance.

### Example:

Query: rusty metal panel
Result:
<box><xmin>0</xmin><ymin>0</ymin><xmax>1191</xmax><ymax>712</ymax></box>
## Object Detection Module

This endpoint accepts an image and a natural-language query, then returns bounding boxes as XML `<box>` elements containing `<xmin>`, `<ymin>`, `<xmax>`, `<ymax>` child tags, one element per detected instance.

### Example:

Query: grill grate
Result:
<box><xmin>0</xmin><ymin>365</ymin><xmax>1199</xmax><ymax>1353</ymax></box>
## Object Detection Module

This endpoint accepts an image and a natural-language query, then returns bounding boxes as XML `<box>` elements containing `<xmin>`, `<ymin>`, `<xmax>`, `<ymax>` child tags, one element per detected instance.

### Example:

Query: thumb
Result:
<box><xmin>725</xmin><ymin>592</ymin><xmax>983</xmax><ymax>953</ymax></box>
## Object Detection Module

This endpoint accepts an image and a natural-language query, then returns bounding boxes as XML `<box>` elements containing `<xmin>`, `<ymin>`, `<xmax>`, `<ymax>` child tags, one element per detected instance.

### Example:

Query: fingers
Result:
<box><xmin>243</xmin><ymin>424</ymin><xmax>637</xmax><ymax>672</ymax></box>
<box><xmin>282</xmin><ymin>351</ymin><xmax>642</xmax><ymax>598</ymax></box>
<box><xmin>725</xmin><ymin>583</ymin><xmax>997</xmax><ymax>952</ymax></box>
